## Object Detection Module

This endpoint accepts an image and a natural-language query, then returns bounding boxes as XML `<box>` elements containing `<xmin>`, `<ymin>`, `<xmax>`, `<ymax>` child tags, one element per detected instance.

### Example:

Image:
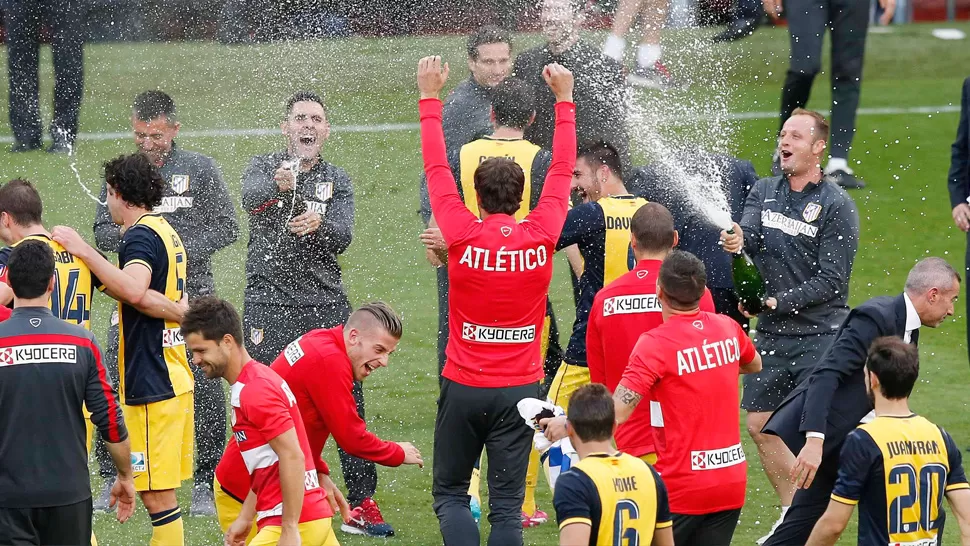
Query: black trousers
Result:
<box><xmin>94</xmin><ymin>324</ymin><xmax>226</xmax><ymax>490</ymax></box>
<box><xmin>0</xmin><ymin>498</ymin><xmax>92</xmax><ymax>545</ymax></box>
<box><xmin>763</xmin><ymin>454</ymin><xmax>839</xmax><ymax>546</ymax></box>
<box><xmin>671</xmin><ymin>508</ymin><xmax>742</xmax><ymax>546</ymax></box>
<box><xmin>965</xmin><ymin>233</ymin><xmax>970</xmax><ymax>362</ymax></box>
<box><xmin>4</xmin><ymin>0</ymin><xmax>85</xmax><ymax>147</ymax></box>
<box><xmin>432</xmin><ymin>379</ymin><xmax>536</xmax><ymax>546</ymax></box>
<box><xmin>779</xmin><ymin>0</ymin><xmax>869</xmax><ymax>159</ymax></box>
<box><xmin>243</xmin><ymin>302</ymin><xmax>376</xmax><ymax>506</ymax></box>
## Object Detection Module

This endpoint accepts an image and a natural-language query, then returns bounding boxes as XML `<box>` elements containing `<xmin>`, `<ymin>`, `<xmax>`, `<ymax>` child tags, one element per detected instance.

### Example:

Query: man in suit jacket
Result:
<box><xmin>759</xmin><ymin>257</ymin><xmax>962</xmax><ymax>545</ymax></box>
<box><xmin>947</xmin><ymin>75</ymin><xmax>970</xmax><ymax>362</ymax></box>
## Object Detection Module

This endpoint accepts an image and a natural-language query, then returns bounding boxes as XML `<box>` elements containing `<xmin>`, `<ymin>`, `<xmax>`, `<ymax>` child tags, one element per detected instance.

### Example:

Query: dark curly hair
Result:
<box><xmin>103</xmin><ymin>153</ymin><xmax>165</xmax><ymax>210</ymax></box>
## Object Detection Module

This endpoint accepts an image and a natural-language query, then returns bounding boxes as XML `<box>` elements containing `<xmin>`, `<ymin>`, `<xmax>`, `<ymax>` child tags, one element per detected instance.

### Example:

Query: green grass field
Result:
<box><xmin>2</xmin><ymin>21</ymin><xmax>970</xmax><ymax>545</ymax></box>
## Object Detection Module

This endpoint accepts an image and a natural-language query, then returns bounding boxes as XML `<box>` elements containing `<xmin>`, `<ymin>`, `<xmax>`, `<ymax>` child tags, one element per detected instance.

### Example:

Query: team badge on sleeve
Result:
<box><xmin>170</xmin><ymin>175</ymin><xmax>190</xmax><ymax>195</ymax></box>
<box><xmin>250</xmin><ymin>327</ymin><xmax>264</xmax><ymax>346</ymax></box>
<box><xmin>802</xmin><ymin>202</ymin><xmax>822</xmax><ymax>223</ymax></box>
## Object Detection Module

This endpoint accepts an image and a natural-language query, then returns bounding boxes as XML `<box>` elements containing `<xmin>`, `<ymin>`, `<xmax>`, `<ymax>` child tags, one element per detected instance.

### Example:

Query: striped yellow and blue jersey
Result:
<box><xmin>117</xmin><ymin>214</ymin><xmax>192</xmax><ymax>405</ymax></box>
<box><xmin>556</xmin><ymin>195</ymin><xmax>647</xmax><ymax>366</ymax></box>
<box><xmin>832</xmin><ymin>414</ymin><xmax>970</xmax><ymax>546</ymax></box>
<box><xmin>554</xmin><ymin>452</ymin><xmax>672</xmax><ymax>546</ymax></box>
<box><xmin>453</xmin><ymin>136</ymin><xmax>550</xmax><ymax>220</ymax></box>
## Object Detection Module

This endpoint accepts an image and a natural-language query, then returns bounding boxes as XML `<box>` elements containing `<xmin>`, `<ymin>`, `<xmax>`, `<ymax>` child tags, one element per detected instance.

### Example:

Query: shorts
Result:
<box><xmin>214</xmin><ymin>477</ymin><xmax>259</xmax><ymax>545</ymax></box>
<box><xmin>741</xmin><ymin>332</ymin><xmax>835</xmax><ymax>412</ymax></box>
<box><xmin>125</xmin><ymin>391</ymin><xmax>194</xmax><ymax>491</ymax></box>
<box><xmin>251</xmin><ymin>518</ymin><xmax>340</xmax><ymax>546</ymax></box>
<box><xmin>547</xmin><ymin>362</ymin><xmax>591</xmax><ymax>412</ymax></box>
<box><xmin>671</xmin><ymin>508</ymin><xmax>742</xmax><ymax>546</ymax></box>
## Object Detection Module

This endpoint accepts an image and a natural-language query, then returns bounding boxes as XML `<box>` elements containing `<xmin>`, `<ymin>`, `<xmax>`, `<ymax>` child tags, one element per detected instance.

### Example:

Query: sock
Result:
<box><xmin>637</xmin><ymin>44</ymin><xmax>663</xmax><ymax>68</ymax></box>
<box><xmin>149</xmin><ymin>507</ymin><xmax>184</xmax><ymax>546</ymax></box>
<box><xmin>825</xmin><ymin>157</ymin><xmax>851</xmax><ymax>174</ymax></box>
<box><xmin>603</xmin><ymin>34</ymin><xmax>627</xmax><ymax>61</ymax></box>
<box><xmin>522</xmin><ymin>447</ymin><xmax>541</xmax><ymax>516</ymax></box>
<box><xmin>467</xmin><ymin>458</ymin><xmax>482</xmax><ymax>505</ymax></box>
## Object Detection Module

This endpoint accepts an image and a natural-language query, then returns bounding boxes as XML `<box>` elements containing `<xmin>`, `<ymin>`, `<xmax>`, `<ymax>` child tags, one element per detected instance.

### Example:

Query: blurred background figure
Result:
<box><xmin>602</xmin><ymin>0</ymin><xmax>678</xmax><ymax>88</ymax></box>
<box><xmin>4</xmin><ymin>0</ymin><xmax>85</xmax><ymax>153</ymax></box>
<box><xmin>947</xmin><ymin>75</ymin><xmax>970</xmax><ymax>366</ymax></box>
<box><xmin>711</xmin><ymin>0</ymin><xmax>762</xmax><ymax>42</ymax></box>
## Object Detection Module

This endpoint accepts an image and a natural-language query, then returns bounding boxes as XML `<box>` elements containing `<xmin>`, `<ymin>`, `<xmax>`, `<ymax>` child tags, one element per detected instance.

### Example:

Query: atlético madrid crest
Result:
<box><xmin>803</xmin><ymin>202</ymin><xmax>822</xmax><ymax>223</ymax></box>
<box><xmin>315</xmin><ymin>182</ymin><xmax>333</xmax><ymax>202</ymax></box>
<box><xmin>250</xmin><ymin>327</ymin><xmax>264</xmax><ymax>345</ymax></box>
<box><xmin>171</xmin><ymin>174</ymin><xmax>190</xmax><ymax>195</ymax></box>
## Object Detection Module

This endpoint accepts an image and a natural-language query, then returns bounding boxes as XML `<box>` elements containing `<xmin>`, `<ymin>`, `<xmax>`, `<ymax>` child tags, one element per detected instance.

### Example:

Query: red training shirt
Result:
<box><xmin>227</xmin><ymin>360</ymin><xmax>331</xmax><ymax>528</ymax></box>
<box><xmin>216</xmin><ymin>327</ymin><xmax>406</xmax><ymax>500</ymax></box>
<box><xmin>619</xmin><ymin>311</ymin><xmax>756</xmax><ymax>515</ymax></box>
<box><xmin>420</xmin><ymin>97</ymin><xmax>576</xmax><ymax>388</ymax></box>
<box><xmin>587</xmin><ymin>259</ymin><xmax>715</xmax><ymax>457</ymax></box>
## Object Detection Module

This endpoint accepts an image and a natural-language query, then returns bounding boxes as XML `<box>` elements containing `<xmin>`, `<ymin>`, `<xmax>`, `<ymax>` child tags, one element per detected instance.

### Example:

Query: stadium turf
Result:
<box><xmin>1</xmin><ymin>21</ymin><xmax>970</xmax><ymax>544</ymax></box>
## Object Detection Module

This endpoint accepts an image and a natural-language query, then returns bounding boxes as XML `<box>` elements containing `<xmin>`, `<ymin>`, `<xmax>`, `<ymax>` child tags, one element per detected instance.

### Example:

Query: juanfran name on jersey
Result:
<box><xmin>461</xmin><ymin>322</ymin><xmax>536</xmax><ymax>344</ymax></box>
<box><xmin>603</xmin><ymin>294</ymin><xmax>661</xmax><ymax>317</ymax></box>
<box><xmin>154</xmin><ymin>196</ymin><xmax>194</xmax><ymax>214</ymax></box>
<box><xmin>690</xmin><ymin>443</ymin><xmax>746</xmax><ymax>471</ymax></box>
<box><xmin>0</xmin><ymin>344</ymin><xmax>77</xmax><ymax>366</ymax></box>
<box><xmin>162</xmin><ymin>327</ymin><xmax>185</xmax><ymax>348</ymax></box>
<box><xmin>676</xmin><ymin>337</ymin><xmax>741</xmax><ymax>376</ymax></box>
<box><xmin>458</xmin><ymin>244</ymin><xmax>548</xmax><ymax>272</ymax></box>
<box><xmin>761</xmin><ymin>209</ymin><xmax>819</xmax><ymax>238</ymax></box>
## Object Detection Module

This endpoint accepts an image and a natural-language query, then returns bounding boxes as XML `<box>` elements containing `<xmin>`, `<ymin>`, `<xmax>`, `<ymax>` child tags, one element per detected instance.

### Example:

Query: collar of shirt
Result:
<box><xmin>632</xmin><ymin>259</ymin><xmax>662</xmax><ymax>273</ymax></box>
<box><xmin>903</xmin><ymin>292</ymin><xmax>922</xmax><ymax>334</ymax></box>
<box><xmin>10</xmin><ymin>306</ymin><xmax>54</xmax><ymax>318</ymax></box>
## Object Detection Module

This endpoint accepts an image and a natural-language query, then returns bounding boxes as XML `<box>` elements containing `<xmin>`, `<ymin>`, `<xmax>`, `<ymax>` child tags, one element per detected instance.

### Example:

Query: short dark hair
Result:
<box><xmin>578</xmin><ymin>140</ymin><xmax>623</xmax><ymax>180</ymax></box>
<box><xmin>181</xmin><ymin>296</ymin><xmax>244</xmax><ymax>347</ymax></box>
<box><xmin>0</xmin><ymin>179</ymin><xmax>43</xmax><ymax>226</ymax></box>
<box><xmin>491</xmin><ymin>78</ymin><xmax>535</xmax><ymax>130</ymax></box>
<box><xmin>133</xmin><ymin>91</ymin><xmax>177</xmax><ymax>124</ymax></box>
<box><xmin>467</xmin><ymin>25</ymin><xmax>512</xmax><ymax>60</ymax></box>
<box><xmin>866</xmin><ymin>337</ymin><xmax>919</xmax><ymax>400</ymax></box>
<box><xmin>631</xmin><ymin>202</ymin><xmax>675</xmax><ymax>254</ymax></box>
<box><xmin>103</xmin><ymin>154</ymin><xmax>165</xmax><ymax>210</ymax></box>
<box><xmin>474</xmin><ymin>158</ymin><xmax>525</xmax><ymax>215</ymax></box>
<box><xmin>285</xmin><ymin>91</ymin><xmax>327</xmax><ymax>117</ymax></box>
<box><xmin>790</xmin><ymin>108</ymin><xmax>830</xmax><ymax>143</ymax></box>
<box><xmin>347</xmin><ymin>302</ymin><xmax>403</xmax><ymax>339</ymax></box>
<box><xmin>8</xmin><ymin>240</ymin><xmax>54</xmax><ymax>299</ymax></box>
<box><xmin>567</xmin><ymin>384</ymin><xmax>615</xmax><ymax>442</ymax></box>
<box><xmin>658</xmin><ymin>250</ymin><xmax>707</xmax><ymax>310</ymax></box>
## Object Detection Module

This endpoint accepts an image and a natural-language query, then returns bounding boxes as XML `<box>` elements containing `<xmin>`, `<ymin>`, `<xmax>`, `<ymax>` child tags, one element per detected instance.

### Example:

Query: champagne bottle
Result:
<box><xmin>728</xmin><ymin>228</ymin><xmax>766</xmax><ymax>314</ymax></box>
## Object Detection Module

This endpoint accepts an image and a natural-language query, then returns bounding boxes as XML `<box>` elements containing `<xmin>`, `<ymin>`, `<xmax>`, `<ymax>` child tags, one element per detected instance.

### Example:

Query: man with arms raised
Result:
<box><xmin>182</xmin><ymin>297</ymin><xmax>337</xmax><ymax>546</ymax></box>
<box><xmin>91</xmin><ymin>90</ymin><xmax>239</xmax><ymax>515</ymax></box>
<box><xmin>807</xmin><ymin>337</ymin><xmax>970</xmax><ymax>545</ymax></box>
<box><xmin>53</xmin><ymin>153</ymin><xmax>192</xmax><ymax>546</ymax></box>
<box><xmin>211</xmin><ymin>302</ymin><xmax>424</xmax><ymax>542</ymax></box>
<box><xmin>418</xmin><ymin>55</ymin><xmax>575</xmax><ymax>546</ymax></box>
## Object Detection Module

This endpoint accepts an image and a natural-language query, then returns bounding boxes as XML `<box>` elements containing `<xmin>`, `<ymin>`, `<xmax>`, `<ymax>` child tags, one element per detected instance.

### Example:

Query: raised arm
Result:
<box><xmin>525</xmin><ymin>65</ymin><xmax>576</xmax><ymax>234</ymax></box>
<box><xmin>241</xmin><ymin>155</ymin><xmax>284</xmax><ymax>214</ymax></box>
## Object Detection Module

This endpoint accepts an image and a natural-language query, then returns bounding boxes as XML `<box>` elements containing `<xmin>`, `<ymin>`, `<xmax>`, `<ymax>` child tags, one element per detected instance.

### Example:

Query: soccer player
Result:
<box><xmin>602</xmin><ymin>0</ymin><xmax>675</xmax><ymax>88</ymax></box>
<box><xmin>53</xmin><ymin>153</ymin><xmax>193</xmax><ymax>546</ymax></box>
<box><xmin>181</xmin><ymin>297</ymin><xmax>337</xmax><ymax>546</ymax></box>
<box><xmin>720</xmin><ymin>108</ymin><xmax>859</xmax><ymax>542</ymax></box>
<box><xmin>513</xmin><ymin>0</ymin><xmax>629</xmax><ymax>169</ymax></box>
<box><xmin>0</xmin><ymin>240</ymin><xmax>135</xmax><ymax>545</ymax></box>
<box><xmin>614</xmin><ymin>251</ymin><xmax>761</xmax><ymax>545</ymax></box>
<box><xmin>553</xmin><ymin>383</ymin><xmax>674</xmax><ymax>546</ymax></box>
<box><xmin>91</xmin><ymin>90</ymin><xmax>239</xmax><ymax>515</ymax></box>
<box><xmin>547</xmin><ymin>141</ymin><xmax>646</xmax><ymax>416</ymax></box>
<box><xmin>211</xmin><ymin>302</ymin><xmax>424</xmax><ymax>541</ymax></box>
<box><xmin>420</xmin><ymin>75</ymin><xmax>564</xmax><ymax>527</ymax></box>
<box><xmin>418</xmin><ymin>55</ymin><xmax>575</xmax><ymax>546</ymax></box>
<box><xmin>805</xmin><ymin>337</ymin><xmax>970</xmax><ymax>545</ymax></box>
<box><xmin>586</xmin><ymin>202</ymin><xmax>715</xmax><ymax>463</ymax></box>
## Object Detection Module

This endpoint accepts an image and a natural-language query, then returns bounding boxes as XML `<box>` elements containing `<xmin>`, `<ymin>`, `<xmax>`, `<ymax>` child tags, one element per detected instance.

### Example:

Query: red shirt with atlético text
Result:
<box><xmin>420</xmin><ymin>97</ymin><xmax>576</xmax><ymax>388</ymax></box>
<box><xmin>587</xmin><ymin>259</ymin><xmax>715</xmax><ymax>457</ymax></box>
<box><xmin>619</xmin><ymin>311</ymin><xmax>755</xmax><ymax>515</ymax></box>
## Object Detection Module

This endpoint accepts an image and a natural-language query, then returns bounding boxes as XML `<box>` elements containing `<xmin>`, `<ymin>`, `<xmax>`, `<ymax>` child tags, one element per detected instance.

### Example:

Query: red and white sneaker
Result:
<box><xmin>522</xmin><ymin>507</ymin><xmax>549</xmax><ymax>528</ymax></box>
<box><xmin>341</xmin><ymin>498</ymin><xmax>395</xmax><ymax>537</ymax></box>
<box><xmin>627</xmin><ymin>60</ymin><xmax>681</xmax><ymax>89</ymax></box>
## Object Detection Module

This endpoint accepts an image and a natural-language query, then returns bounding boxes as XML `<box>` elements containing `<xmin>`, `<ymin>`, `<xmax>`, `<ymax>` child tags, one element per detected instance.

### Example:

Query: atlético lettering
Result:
<box><xmin>458</xmin><ymin>245</ymin><xmax>548</xmax><ymax>272</ymax></box>
<box><xmin>676</xmin><ymin>337</ymin><xmax>741</xmax><ymax>376</ymax></box>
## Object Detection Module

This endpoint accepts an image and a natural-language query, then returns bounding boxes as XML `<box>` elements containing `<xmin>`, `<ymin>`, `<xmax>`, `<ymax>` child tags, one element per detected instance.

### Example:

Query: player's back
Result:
<box><xmin>843</xmin><ymin>415</ymin><xmax>967</xmax><ymax>545</ymax></box>
<box><xmin>555</xmin><ymin>452</ymin><xmax>669</xmax><ymax>546</ymax></box>
<box><xmin>117</xmin><ymin>214</ymin><xmax>191</xmax><ymax>405</ymax></box>
<box><xmin>458</xmin><ymin>137</ymin><xmax>544</xmax><ymax>221</ymax></box>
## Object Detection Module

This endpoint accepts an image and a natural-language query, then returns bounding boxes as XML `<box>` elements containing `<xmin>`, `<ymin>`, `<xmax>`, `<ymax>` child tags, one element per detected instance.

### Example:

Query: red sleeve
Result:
<box><xmin>586</xmin><ymin>296</ymin><xmax>606</xmax><ymax>385</ymax></box>
<box><xmin>305</xmin><ymin>346</ymin><xmax>406</xmax><ymax>467</ymax></box>
<box><xmin>523</xmin><ymin>102</ymin><xmax>577</xmax><ymax>237</ymax></box>
<box><xmin>618</xmin><ymin>333</ymin><xmax>664</xmax><ymax>397</ymax></box>
<box><xmin>242</xmin><ymin>379</ymin><xmax>295</xmax><ymax>441</ymax></box>
<box><xmin>700</xmin><ymin>288</ymin><xmax>716</xmax><ymax>313</ymax></box>
<box><xmin>0</xmin><ymin>306</ymin><xmax>11</xmax><ymax>322</ymax></box>
<box><xmin>736</xmin><ymin>322</ymin><xmax>757</xmax><ymax>364</ymax></box>
<box><xmin>420</xmin><ymin>98</ymin><xmax>478</xmax><ymax>244</ymax></box>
